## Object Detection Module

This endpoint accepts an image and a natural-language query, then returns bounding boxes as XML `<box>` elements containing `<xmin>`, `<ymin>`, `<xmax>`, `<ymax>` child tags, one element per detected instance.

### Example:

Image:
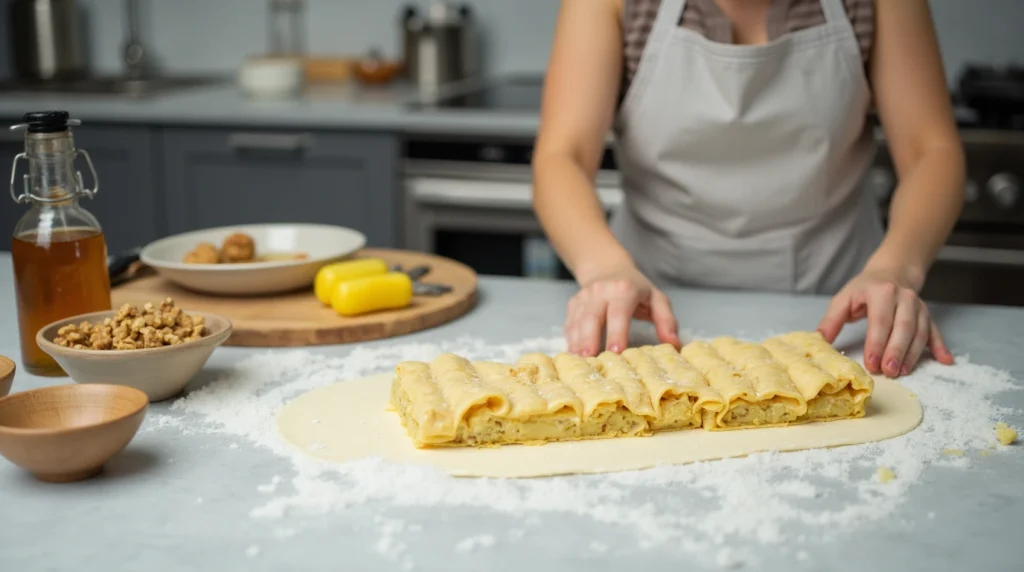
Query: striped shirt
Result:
<box><xmin>622</xmin><ymin>0</ymin><xmax>876</xmax><ymax>93</ymax></box>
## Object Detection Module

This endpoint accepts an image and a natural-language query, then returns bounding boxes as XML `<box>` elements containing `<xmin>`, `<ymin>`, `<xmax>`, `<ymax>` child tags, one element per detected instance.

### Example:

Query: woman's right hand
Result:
<box><xmin>565</xmin><ymin>262</ymin><xmax>681</xmax><ymax>356</ymax></box>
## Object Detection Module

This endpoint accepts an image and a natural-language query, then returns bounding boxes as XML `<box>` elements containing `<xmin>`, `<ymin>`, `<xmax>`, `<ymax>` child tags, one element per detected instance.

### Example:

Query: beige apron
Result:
<box><xmin>611</xmin><ymin>0</ymin><xmax>884</xmax><ymax>295</ymax></box>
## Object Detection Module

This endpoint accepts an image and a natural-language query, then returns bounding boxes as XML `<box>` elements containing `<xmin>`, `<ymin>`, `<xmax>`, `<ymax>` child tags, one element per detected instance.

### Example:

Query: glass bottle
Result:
<box><xmin>8</xmin><ymin>111</ymin><xmax>112</xmax><ymax>376</ymax></box>
<box><xmin>268</xmin><ymin>0</ymin><xmax>305</xmax><ymax>56</ymax></box>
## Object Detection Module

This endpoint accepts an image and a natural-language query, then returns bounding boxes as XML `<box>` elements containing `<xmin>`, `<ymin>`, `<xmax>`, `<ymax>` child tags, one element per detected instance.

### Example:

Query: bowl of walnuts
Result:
<box><xmin>36</xmin><ymin>299</ymin><xmax>233</xmax><ymax>402</ymax></box>
<box><xmin>140</xmin><ymin>223</ymin><xmax>367</xmax><ymax>295</ymax></box>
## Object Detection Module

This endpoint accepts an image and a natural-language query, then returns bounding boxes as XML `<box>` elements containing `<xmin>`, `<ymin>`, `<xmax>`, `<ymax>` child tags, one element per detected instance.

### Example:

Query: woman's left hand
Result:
<box><xmin>817</xmin><ymin>268</ymin><xmax>954</xmax><ymax>377</ymax></box>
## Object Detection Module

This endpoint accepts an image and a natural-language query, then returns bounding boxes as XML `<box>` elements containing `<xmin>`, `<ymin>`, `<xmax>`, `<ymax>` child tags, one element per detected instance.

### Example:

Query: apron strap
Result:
<box><xmin>820</xmin><ymin>0</ymin><xmax>857</xmax><ymax>36</ymax></box>
<box><xmin>648</xmin><ymin>0</ymin><xmax>688</xmax><ymax>49</ymax></box>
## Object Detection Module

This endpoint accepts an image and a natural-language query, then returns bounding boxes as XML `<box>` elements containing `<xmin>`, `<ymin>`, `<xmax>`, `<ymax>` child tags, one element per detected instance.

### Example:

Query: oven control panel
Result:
<box><xmin>868</xmin><ymin>130</ymin><xmax>1024</xmax><ymax>228</ymax></box>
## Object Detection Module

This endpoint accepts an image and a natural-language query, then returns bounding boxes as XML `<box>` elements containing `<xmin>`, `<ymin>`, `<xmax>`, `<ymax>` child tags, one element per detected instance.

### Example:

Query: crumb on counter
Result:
<box><xmin>996</xmin><ymin>422</ymin><xmax>1018</xmax><ymax>446</ymax></box>
<box><xmin>54</xmin><ymin>298</ymin><xmax>206</xmax><ymax>350</ymax></box>
<box><xmin>941</xmin><ymin>448</ymin><xmax>965</xmax><ymax>457</ymax></box>
<box><xmin>877</xmin><ymin>467</ymin><xmax>896</xmax><ymax>484</ymax></box>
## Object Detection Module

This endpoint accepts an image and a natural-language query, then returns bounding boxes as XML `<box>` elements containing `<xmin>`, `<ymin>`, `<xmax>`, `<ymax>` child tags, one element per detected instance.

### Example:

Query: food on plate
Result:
<box><xmin>181</xmin><ymin>231</ymin><xmax>307</xmax><ymax>264</ymax></box>
<box><xmin>219</xmin><ymin>232</ymin><xmax>256</xmax><ymax>263</ymax></box>
<box><xmin>314</xmin><ymin>257</ymin><xmax>389</xmax><ymax>305</ymax></box>
<box><xmin>53</xmin><ymin>298</ymin><xmax>207</xmax><ymax>350</ymax></box>
<box><xmin>332</xmin><ymin>272</ymin><xmax>413</xmax><ymax>317</ymax></box>
<box><xmin>389</xmin><ymin>331</ymin><xmax>875</xmax><ymax>448</ymax></box>
<box><xmin>183</xmin><ymin>242</ymin><xmax>219</xmax><ymax>264</ymax></box>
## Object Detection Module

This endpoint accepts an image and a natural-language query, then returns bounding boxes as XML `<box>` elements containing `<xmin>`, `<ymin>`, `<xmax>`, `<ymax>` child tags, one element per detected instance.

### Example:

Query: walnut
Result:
<box><xmin>52</xmin><ymin>298</ymin><xmax>208</xmax><ymax>351</ymax></box>
<box><xmin>183</xmin><ymin>242</ymin><xmax>219</xmax><ymax>264</ymax></box>
<box><xmin>219</xmin><ymin>232</ymin><xmax>256</xmax><ymax>263</ymax></box>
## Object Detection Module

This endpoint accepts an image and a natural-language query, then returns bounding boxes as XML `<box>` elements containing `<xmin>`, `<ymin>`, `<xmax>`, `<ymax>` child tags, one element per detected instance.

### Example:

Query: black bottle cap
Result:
<box><xmin>22</xmin><ymin>111</ymin><xmax>71</xmax><ymax>134</ymax></box>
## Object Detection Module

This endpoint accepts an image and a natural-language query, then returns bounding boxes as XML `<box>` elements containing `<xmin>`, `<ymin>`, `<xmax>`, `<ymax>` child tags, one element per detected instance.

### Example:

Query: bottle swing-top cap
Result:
<box><xmin>10</xmin><ymin>110</ymin><xmax>82</xmax><ymax>134</ymax></box>
<box><xmin>8</xmin><ymin>110</ymin><xmax>97</xmax><ymax>204</ymax></box>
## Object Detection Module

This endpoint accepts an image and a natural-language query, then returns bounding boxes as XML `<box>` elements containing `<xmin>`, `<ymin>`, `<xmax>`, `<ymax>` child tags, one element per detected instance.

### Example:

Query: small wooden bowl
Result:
<box><xmin>0</xmin><ymin>356</ymin><xmax>14</xmax><ymax>397</ymax></box>
<box><xmin>0</xmin><ymin>384</ymin><xmax>148</xmax><ymax>482</ymax></box>
<box><xmin>352</xmin><ymin>58</ymin><xmax>403</xmax><ymax>86</ymax></box>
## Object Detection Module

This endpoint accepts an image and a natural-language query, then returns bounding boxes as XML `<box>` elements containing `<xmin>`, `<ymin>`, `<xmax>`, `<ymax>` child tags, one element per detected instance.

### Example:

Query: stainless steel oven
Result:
<box><xmin>402</xmin><ymin>133</ymin><xmax>622</xmax><ymax>280</ymax></box>
<box><xmin>866</xmin><ymin>128</ymin><xmax>1024</xmax><ymax>307</ymax></box>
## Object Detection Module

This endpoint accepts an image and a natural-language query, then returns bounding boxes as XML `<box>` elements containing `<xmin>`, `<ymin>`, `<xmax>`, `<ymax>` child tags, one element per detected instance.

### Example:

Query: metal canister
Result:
<box><xmin>399</xmin><ymin>2</ymin><xmax>477</xmax><ymax>93</ymax></box>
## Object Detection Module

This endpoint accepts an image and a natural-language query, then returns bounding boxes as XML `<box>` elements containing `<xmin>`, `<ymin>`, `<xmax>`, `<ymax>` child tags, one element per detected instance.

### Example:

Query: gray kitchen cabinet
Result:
<box><xmin>161</xmin><ymin>128</ymin><xmax>400</xmax><ymax>247</ymax></box>
<box><xmin>0</xmin><ymin>119</ymin><xmax>162</xmax><ymax>254</ymax></box>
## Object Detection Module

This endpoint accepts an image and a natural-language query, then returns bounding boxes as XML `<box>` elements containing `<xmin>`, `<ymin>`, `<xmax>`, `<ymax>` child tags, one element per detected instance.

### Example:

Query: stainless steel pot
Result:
<box><xmin>9</xmin><ymin>0</ymin><xmax>86</xmax><ymax>80</ymax></box>
<box><xmin>400</xmin><ymin>2</ymin><xmax>477</xmax><ymax>92</ymax></box>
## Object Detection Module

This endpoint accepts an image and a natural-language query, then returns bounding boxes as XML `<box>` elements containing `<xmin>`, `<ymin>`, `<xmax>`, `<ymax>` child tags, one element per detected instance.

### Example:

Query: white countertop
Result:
<box><xmin>0</xmin><ymin>252</ymin><xmax>1021</xmax><ymax>571</ymax></box>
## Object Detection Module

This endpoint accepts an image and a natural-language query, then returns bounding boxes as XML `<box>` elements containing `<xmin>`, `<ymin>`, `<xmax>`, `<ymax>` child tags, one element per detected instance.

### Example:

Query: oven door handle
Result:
<box><xmin>407</xmin><ymin>176</ymin><xmax>623</xmax><ymax>210</ymax></box>
<box><xmin>937</xmin><ymin>245</ymin><xmax>1024</xmax><ymax>267</ymax></box>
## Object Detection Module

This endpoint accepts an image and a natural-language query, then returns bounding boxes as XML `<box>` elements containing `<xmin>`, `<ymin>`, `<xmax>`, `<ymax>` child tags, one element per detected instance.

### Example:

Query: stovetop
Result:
<box><xmin>413</xmin><ymin>75</ymin><xmax>545</xmax><ymax>112</ymax></box>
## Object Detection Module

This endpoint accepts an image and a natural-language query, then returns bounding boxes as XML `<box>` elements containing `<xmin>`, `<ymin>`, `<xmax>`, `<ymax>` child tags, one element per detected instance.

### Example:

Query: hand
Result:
<box><xmin>817</xmin><ymin>268</ymin><xmax>954</xmax><ymax>377</ymax></box>
<box><xmin>565</xmin><ymin>262</ymin><xmax>680</xmax><ymax>356</ymax></box>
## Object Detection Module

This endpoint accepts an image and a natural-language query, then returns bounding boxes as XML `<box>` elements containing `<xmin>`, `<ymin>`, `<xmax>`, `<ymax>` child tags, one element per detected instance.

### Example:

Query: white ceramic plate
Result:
<box><xmin>140</xmin><ymin>223</ymin><xmax>367</xmax><ymax>295</ymax></box>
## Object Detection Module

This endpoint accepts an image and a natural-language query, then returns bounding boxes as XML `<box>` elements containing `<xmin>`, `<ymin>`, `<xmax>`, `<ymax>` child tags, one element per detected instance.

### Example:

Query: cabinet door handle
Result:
<box><xmin>227</xmin><ymin>132</ymin><xmax>312</xmax><ymax>152</ymax></box>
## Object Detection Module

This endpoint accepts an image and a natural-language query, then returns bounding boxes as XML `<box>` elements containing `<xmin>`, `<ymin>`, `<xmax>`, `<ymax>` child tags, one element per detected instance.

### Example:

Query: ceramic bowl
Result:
<box><xmin>0</xmin><ymin>356</ymin><xmax>14</xmax><ymax>397</ymax></box>
<box><xmin>0</xmin><ymin>384</ymin><xmax>148</xmax><ymax>482</ymax></box>
<box><xmin>36</xmin><ymin>309</ymin><xmax>233</xmax><ymax>402</ymax></box>
<box><xmin>140</xmin><ymin>223</ymin><xmax>367</xmax><ymax>295</ymax></box>
<box><xmin>238</xmin><ymin>55</ymin><xmax>305</xmax><ymax>99</ymax></box>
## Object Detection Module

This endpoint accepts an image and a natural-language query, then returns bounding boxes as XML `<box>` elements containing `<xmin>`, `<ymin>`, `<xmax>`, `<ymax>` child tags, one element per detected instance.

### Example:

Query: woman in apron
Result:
<box><xmin>532</xmin><ymin>0</ymin><xmax>964</xmax><ymax>377</ymax></box>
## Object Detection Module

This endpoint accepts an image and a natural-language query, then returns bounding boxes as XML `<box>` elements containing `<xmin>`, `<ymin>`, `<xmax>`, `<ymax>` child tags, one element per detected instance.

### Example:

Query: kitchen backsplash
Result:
<box><xmin>69</xmin><ymin>0</ymin><xmax>560</xmax><ymax>77</ymax></box>
<box><xmin>1</xmin><ymin>0</ymin><xmax>1022</xmax><ymax>83</ymax></box>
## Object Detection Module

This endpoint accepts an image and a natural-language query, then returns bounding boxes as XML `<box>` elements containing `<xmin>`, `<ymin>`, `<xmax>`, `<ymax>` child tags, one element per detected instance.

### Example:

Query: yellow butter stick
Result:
<box><xmin>331</xmin><ymin>271</ymin><xmax>413</xmax><ymax>316</ymax></box>
<box><xmin>315</xmin><ymin>258</ymin><xmax>389</xmax><ymax>305</ymax></box>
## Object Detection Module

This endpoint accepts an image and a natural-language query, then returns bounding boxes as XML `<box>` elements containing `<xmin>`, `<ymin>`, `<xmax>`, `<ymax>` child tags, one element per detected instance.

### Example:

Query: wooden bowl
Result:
<box><xmin>352</xmin><ymin>58</ymin><xmax>403</xmax><ymax>86</ymax></box>
<box><xmin>36</xmin><ymin>310</ymin><xmax>233</xmax><ymax>402</ymax></box>
<box><xmin>0</xmin><ymin>356</ymin><xmax>13</xmax><ymax>397</ymax></box>
<box><xmin>0</xmin><ymin>384</ymin><xmax>148</xmax><ymax>482</ymax></box>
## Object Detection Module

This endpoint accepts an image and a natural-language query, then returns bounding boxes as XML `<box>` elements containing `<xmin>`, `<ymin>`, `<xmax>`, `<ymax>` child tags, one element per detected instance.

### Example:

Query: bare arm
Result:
<box><xmin>532</xmin><ymin>0</ymin><xmax>679</xmax><ymax>355</ymax></box>
<box><xmin>531</xmin><ymin>0</ymin><xmax>633</xmax><ymax>284</ymax></box>
<box><xmin>819</xmin><ymin>0</ymin><xmax>961</xmax><ymax>376</ymax></box>
<box><xmin>865</xmin><ymin>0</ymin><xmax>965</xmax><ymax>289</ymax></box>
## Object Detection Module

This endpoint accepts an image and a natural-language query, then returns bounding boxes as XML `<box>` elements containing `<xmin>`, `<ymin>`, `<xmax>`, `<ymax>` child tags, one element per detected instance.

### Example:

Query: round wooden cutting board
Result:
<box><xmin>111</xmin><ymin>248</ymin><xmax>478</xmax><ymax>347</ymax></box>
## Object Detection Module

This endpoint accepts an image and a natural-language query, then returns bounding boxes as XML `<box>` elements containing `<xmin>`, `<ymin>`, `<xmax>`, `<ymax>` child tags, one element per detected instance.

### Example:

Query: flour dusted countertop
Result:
<box><xmin>0</xmin><ymin>82</ymin><xmax>543</xmax><ymax>137</ymax></box>
<box><xmin>0</xmin><ymin>251</ymin><xmax>1021</xmax><ymax>572</ymax></box>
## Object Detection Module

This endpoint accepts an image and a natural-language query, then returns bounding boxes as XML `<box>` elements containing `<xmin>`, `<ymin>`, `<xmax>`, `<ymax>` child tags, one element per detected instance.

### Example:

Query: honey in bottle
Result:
<box><xmin>8</xmin><ymin>111</ymin><xmax>112</xmax><ymax>376</ymax></box>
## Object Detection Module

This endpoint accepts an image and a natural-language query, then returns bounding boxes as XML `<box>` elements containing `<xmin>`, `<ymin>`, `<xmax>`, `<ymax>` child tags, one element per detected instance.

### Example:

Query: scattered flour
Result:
<box><xmin>455</xmin><ymin>534</ymin><xmax>496</xmax><ymax>553</ymax></box>
<box><xmin>257</xmin><ymin>475</ymin><xmax>283</xmax><ymax>494</ymax></box>
<box><xmin>588</xmin><ymin>540</ymin><xmax>608</xmax><ymax>554</ymax></box>
<box><xmin>373</xmin><ymin>516</ymin><xmax>415</xmax><ymax>570</ymax></box>
<box><xmin>273</xmin><ymin>526</ymin><xmax>297</xmax><ymax>540</ymax></box>
<box><xmin>245</xmin><ymin>545</ymin><xmax>260</xmax><ymax>558</ymax></box>
<box><xmin>146</xmin><ymin>334</ymin><xmax>1021</xmax><ymax>569</ymax></box>
<box><xmin>715</xmin><ymin>546</ymin><xmax>748</xmax><ymax>568</ymax></box>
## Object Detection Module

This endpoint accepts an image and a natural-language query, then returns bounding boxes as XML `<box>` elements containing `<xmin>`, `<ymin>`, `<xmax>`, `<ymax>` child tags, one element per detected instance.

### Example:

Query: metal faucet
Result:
<box><xmin>123</xmin><ymin>0</ymin><xmax>146</xmax><ymax>78</ymax></box>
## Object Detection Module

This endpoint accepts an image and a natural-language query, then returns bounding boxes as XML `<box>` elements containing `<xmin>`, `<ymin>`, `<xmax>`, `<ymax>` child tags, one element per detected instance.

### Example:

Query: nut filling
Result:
<box><xmin>54</xmin><ymin>298</ymin><xmax>207</xmax><ymax>350</ymax></box>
